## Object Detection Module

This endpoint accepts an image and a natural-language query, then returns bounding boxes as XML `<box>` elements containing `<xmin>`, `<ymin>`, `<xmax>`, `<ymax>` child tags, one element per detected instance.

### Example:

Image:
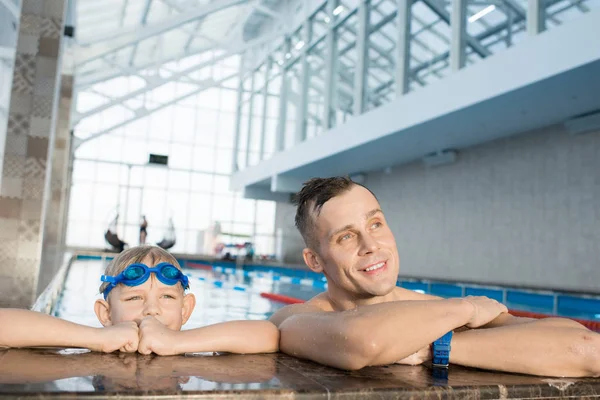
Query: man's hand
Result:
<box><xmin>138</xmin><ymin>316</ymin><xmax>180</xmax><ymax>356</ymax></box>
<box><xmin>463</xmin><ymin>296</ymin><xmax>508</xmax><ymax>328</ymax></box>
<box><xmin>95</xmin><ymin>321</ymin><xmax>140</xmax><ymax>353</ymax></box>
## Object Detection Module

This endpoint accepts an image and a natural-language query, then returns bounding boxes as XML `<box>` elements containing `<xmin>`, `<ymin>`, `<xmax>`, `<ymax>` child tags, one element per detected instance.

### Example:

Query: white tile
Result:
<box><xmin>0</xmin><ymin>177</ymin><xmax>23</xmax><ymax>198</ymax></box>
<box><xmin>17</xmin><ymin>34</ymin><xmax>39</xmax><ymax>55</ymax></box>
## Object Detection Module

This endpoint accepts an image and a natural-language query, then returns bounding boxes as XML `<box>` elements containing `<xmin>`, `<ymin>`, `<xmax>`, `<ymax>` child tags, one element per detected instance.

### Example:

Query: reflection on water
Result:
<box><xmin>0</xmin><ymin>348</ymin><xmax>281</xmax><ymax>394</ymax></box>
<box><xmin>55</xmin><ymin>259</ymin><xmax>324</xmax><ymax>328</ymax></box>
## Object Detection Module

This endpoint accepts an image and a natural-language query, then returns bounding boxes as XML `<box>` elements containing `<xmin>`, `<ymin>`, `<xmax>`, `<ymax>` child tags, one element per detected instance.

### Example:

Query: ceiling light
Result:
<box><xmin>333</xmin><ymin>5</ymin><xmax>345</xmax><ymax>16</ymax></box>
<box><xmin>324</xmin><ymin>16</ymin><xmax>331</xmax><ymax>23</ymax></box>
<box><xmin>285</xmin><ymin>52</ymin><xmax>291</xmax><ymax>59</ymax></box>
<box><xmin>295</xmin><ymin>40</ymin><xmax>305</xmax><ymax>50</ymax></box>
<box><xmin>468</xmin><ymin>5</ymin><xmax>496</xmax><ymax>23</ymax></box>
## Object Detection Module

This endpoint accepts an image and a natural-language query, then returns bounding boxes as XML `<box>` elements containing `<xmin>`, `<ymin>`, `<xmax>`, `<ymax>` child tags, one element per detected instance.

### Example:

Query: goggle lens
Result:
<box><xmin>123</xmin><ymin>265</ymin><xmax>145</xmax><ymax>280</ymax></box>
<box><xmin>161</xmin><ymin>265</ymin><xmax>180</xmax><ymax>280</ymax></box>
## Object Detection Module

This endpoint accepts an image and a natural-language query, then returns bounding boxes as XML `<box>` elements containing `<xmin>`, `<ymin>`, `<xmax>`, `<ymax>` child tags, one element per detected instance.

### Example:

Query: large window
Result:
<box><xmin>67</xmin><ymin>53</ymin><xmax>276</xmax><ymax>256</ymax></box>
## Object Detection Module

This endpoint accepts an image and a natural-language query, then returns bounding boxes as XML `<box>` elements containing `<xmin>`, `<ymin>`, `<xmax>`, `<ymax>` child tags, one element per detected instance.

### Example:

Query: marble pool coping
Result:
<box><xmin>1</xmin><ymin>349</ymin><xmax>599</xmax><ymax>399</ymax></box>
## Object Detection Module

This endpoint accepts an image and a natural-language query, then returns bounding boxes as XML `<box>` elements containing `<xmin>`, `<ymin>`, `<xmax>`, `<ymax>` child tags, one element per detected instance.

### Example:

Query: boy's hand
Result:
<box><xmin>463</xmin><ymin>296</ymin><xmax>508</xmax><ymax>328</ymax></box>
<box><xmin>96</xmin><ymin>321</ymin><xmax>140</xmax><ymax>353</ymax></box>
<box><xmin>138</xmin><ymin>316</ymin><xmax>180</xmax><ymax>356</ymax></box>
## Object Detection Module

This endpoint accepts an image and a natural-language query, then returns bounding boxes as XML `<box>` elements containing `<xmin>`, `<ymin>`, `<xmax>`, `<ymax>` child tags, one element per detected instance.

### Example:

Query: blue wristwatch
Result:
<box><xmin>432</xmin><ymin>331</ymin><xmax>453</xmax><ymax>368</ymax></box>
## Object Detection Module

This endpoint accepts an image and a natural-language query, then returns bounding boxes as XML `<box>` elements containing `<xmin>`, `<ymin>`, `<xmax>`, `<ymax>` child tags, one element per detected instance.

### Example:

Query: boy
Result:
<box><xmin>0</xmin><ymin>246</ymin><xmax>279</xmax><ymax>355</ymax></box>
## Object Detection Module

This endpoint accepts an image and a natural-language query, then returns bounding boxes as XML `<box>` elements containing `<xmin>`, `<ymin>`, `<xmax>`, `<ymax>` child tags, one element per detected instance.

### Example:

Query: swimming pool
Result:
<box><xmin>54</xmin><ymin>255</ymin><xmax>600</xmax><ymax>330</ymax></box>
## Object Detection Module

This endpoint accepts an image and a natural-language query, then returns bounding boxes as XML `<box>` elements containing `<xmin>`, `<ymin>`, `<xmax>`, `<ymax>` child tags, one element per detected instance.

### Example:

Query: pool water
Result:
<box><xmin>54</xmin><ymin>256</ymin><xmax>600</xmax><ymax>329</ymax></box>
<box><xmin>54</xmin><ymin>258</ymin><xmax>323</xmax><ymax>328</ymax></box>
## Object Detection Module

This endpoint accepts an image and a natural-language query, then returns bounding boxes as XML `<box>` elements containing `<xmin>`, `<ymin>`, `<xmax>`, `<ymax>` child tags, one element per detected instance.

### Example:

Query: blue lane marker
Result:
<box><xmin>187</xmin><ymin>258</ymin><xmax>599</xmax><ymax>319</ymax></box>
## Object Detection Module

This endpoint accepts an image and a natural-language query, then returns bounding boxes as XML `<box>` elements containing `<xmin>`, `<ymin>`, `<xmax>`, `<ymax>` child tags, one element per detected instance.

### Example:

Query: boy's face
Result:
<box><xmin>95</xmin><ymin>256</ymin><xmax>196</xmax><ymax>331</ymax></box>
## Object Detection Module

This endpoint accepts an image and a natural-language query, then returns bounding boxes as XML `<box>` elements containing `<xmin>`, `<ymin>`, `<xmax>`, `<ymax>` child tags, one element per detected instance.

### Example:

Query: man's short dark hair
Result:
<box><xmin>293</xmin><ymin>176</ymin><xmax>376</xmax><ymax>249</ymax></box>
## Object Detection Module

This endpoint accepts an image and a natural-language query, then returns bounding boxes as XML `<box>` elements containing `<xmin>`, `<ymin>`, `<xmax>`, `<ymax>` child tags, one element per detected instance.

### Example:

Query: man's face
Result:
<box><xmin>311</xmin><ymin>185</ymin><xmax>399</xmax><ymax>298</ymax></box>
<box><xmin>104</xmin><ymin>257</ymin><xmax>193</xmax><ymax>331</ymax></box>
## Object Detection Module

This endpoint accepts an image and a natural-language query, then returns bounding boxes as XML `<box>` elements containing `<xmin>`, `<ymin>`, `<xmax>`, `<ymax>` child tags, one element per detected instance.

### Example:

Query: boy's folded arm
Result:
<box><xmin>0</xmin><ymin>309</ymin><xmax>140</xmax><ymax>353</ymax></box>
<box><xmin>174</xmin><ymin>320</ymin><xmax>279</xmax><ymax>354</ymax></box>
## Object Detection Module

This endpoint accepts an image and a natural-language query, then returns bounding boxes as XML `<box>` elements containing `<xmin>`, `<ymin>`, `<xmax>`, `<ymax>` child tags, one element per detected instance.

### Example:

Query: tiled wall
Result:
<box><xmin>0</xmin><ymin>0</ymin><xmax>66</xmax><ymax>308</ymax></box>
<box><xmin>275</xmin><ymin>125</ymin><xmax>600</xmax><ymax>292</ymax></box>
<box><xmin>39</xmin><ymin>75</ymin><xmax>72</xmax><ymax>293</ymax></box>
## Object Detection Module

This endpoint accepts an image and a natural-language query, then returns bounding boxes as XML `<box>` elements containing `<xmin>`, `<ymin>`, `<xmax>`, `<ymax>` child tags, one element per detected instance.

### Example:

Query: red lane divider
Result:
<box><xmin>185</xmin><ymin>262</ymin><xmax>213</xmax><ymax>271</ymax></box>
<box><xmin>260</xmin><ymin>293</ymin><xmax>305</xmax><ymax>304</ymax></box>
<box><xmin>260</xmin><ymin>292</ymin><xmax>600</xmax><ymax>332</ymax></box>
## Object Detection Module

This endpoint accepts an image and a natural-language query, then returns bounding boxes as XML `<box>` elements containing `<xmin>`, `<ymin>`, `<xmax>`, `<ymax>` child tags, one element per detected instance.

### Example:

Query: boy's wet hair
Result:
<box><xmin>293</xmin><ymin>176</ymin><xmax>377</xmax><ymax>250</ymax></box>
<box><xmin>98</xmin><ymin>245</ymin><xmax>182</xmax><ymax>295</ymax></box>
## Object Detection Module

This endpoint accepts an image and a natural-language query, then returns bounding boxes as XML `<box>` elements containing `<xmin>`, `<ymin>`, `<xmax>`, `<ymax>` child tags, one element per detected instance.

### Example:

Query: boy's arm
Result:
<box><xmin>450</xmin><ymin>318</ymin><xmax>600</xmax><ymax>377</ymax></box>
<box><xmin>137</xmin><ymin>317</ymin><xmax>279</xmax><ymax>355</ymax></box>
<box><xmin>271</xmin><ymin>297</ymin><xmax>504</xmax><ymax>370</ymax></box>
<box><xmin>0</xmin><ymin>308</ymin><xmax>139</xmax><ymax>352</ymax></box>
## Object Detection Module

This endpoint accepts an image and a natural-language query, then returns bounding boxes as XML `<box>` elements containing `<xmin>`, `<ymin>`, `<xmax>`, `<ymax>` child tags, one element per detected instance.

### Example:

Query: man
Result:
<box><xmin>270</xmin><ymin>177</ymin><xmax>600</xmax><ymax>377</ymax></box>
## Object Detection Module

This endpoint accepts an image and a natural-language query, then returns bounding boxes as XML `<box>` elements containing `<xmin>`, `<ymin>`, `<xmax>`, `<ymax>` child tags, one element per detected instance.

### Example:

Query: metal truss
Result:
<box><xmin>75</xmin><ymin>71</ymin><xmax>238</xmax><ymax>148</ymax></box>
<box><xmin>75</xmin><ymin>0</ymin><xmax>250</xmax><ymax>66</ymax></box>
<box><xmin>73</xmin><ymin>28</ymin><xmax>285</xmax><ymax>127</ymax></box>
<box><xmin>73</xmin><ymin>0</ymin><xmax>593</xmax><ymax>150</ymax></box>
<box><xmin>230</xmin><ymin>0</ymin><xmax>593</xmax><ymax>166</ymax></box>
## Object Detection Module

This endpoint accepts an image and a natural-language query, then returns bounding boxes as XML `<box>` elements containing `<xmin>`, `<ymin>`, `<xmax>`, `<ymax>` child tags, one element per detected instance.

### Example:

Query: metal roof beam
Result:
<box><xmin>76</xmin><ymin>71</ymin><xmax>239</xmax><ymax>147</ymax></box>
<box><xmin>74</xmin><ymin>31</ymin><xmax>283</xmax><ymax>123</ymax></box>
<box><xmin>76</xmin><ymin>0</ymin><xmax>248</xmax><ymax>65</ymax></box>
<box><xmin>421</xmin><ymin>0</ymin><xmax>491</xmax><ymax>58</ymax></box>
<box><xmin>76</xmin><ymin>26</ymin><xmax>284</xmax><ymax>88</ymax></box>
<box><xmin>128</xmin><ymin>0</ymin><xmax>154</xmax><ymax>66</ymax></box>
<box><xmin>252</xmin><ymin>2</ymin><xmax>284</xmax><ymax>20</ymax></box>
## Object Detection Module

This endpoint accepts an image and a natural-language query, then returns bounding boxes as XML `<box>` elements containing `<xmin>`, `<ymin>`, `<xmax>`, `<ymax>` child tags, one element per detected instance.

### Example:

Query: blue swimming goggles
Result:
<box><xmin>100</xmin><ymin>262</ymin><xmax>190</xmax><ymax>300</ymax></box>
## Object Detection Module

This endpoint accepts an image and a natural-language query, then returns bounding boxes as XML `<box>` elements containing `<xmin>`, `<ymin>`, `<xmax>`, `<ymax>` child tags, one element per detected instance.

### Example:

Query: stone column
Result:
<box><xmin>0</xmin><ymin>0</ymin><xmax>67</xmax><ymax>308</ymax></box>
<box><xmin>39</xmin><ymin>74</ymin><xmax>72</xmax><ymax>293</ymax></box>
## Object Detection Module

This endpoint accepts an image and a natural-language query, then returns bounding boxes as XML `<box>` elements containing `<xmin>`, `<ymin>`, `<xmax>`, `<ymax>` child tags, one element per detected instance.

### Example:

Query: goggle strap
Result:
<box><xmin>101</xmin><ymin>275</ymin><xmax>117</xmax><ymax>284</ymax></box>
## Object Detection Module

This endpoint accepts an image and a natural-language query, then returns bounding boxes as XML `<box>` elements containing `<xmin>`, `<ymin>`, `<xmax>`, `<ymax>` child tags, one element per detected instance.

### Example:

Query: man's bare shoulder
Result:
<box><xmin>269</xmin><ymin>293</ymin><xmax>334</xmax><ymax>327</ymax></box>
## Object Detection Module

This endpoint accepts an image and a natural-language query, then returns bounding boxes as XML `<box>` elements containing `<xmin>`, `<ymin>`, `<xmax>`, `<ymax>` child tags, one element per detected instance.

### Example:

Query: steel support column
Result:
<box><xmin>296</xmin><ymin>14</ymin><xmax>313</xmax><ymax>144</ymax></box>
<box><xmin>528</xmin><ymin>0</ymin><xmax>546</xmax><ymax>35</ymax></box>
<box><xmin>245</xmin><ymin>71</ymin><xmax>256</xmax><ymax>166</ymax></box>
<box><xmin>275</xmin><ymin>37</ymin><xmax>291</xmax><ymax>152</ymax></box>
<box><xmin>323</xmin><ymin>0</ymin><xmax>338</xmax><ymax>130</ymax></box>
<box><xmin>232</xmin><ymin>54</ymin><xmax>246</xmax><ymax>173</ymax></box>
<box><xmin>395</xmin><ymin>0</ymin><xmax>412</xmax><ymax>96</ymax></box>
<box><xmin>259</xmin><ymin>58</ymin><xmax>271</xmax><ymax>160</ymax></box>
<box><xmin>450</xmin><ymin>0</ymin><xmax>467</xmax><ymax>71</ymax></box>
<box><xmin>353</xmin><ymin>0</ymin><xmax>370</xmax><ymax>115</ymax></box>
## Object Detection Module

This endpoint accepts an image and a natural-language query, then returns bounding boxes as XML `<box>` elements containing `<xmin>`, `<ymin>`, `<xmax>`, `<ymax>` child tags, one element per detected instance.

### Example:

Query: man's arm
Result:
<box><xmin>0</xmin><ymin>308</ymin><xmax>139</xmax><ymax>352</ymax></box>
<box><xmin>272</xmin><ymin>297</ymin><xmax>502</xmax><ymax>370</ymax></box>
<box><xmin>451</xmin><ymin>319</ymin><xmax>600</xmax><ymax>377</ymax></box>
<box><xmin>137</xmin><ymin>317</ymin><xmax>279</xmax><ymax>355</ymax></box>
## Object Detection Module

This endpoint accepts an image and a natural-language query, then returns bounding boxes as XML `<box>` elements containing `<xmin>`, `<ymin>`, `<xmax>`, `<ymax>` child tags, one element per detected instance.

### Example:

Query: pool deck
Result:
<box><xmin>1</xmin><ymin>348</ymin><xmax>599</xmax><ymax>399</ymax></box>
